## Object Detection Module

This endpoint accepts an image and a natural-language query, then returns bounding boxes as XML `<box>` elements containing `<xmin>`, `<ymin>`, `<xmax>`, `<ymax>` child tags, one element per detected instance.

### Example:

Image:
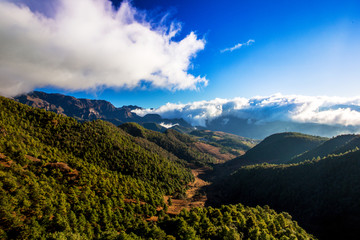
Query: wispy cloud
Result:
<box><xmin>220</xmin><ymin>39</ymin><xmax>255</xmax><ymax>53</ymax></box>
<box><xmin>0</xmin><ymin>0</ymin><xmax>207</xmax><ymax>97</ymax></box>
<box><xmin>133</xmin><ymin>94</ymin><xmax>360</xmax><ymax>127</ymax></box>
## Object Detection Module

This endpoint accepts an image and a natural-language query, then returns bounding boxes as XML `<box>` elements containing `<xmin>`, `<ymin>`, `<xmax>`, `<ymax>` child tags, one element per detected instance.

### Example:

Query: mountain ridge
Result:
<box><xmin>16</xmin><ymin>91</ymin><xmax>360</xmax><ymax>139</ymax></box>
<box><xmin>290</xmin><ymin>134</ymin><xmax>360</xmax><ymax>163</ymax></box>
<box><xmin>227</xmin><ymin>132</ymin><xmax>327</xmax><ymax>168</ymax></box>
<box><xmin>14</xmin><ymin>91</ymin><xmax>192</xmax><ymax>128</ymax></box>
<box><xmin>15</xmin><ymin>91</ymin><xmax>141</xmax><ymax>125</ymax></box>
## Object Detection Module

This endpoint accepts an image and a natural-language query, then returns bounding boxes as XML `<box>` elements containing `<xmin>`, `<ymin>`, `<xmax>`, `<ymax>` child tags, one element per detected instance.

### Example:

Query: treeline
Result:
<box><xmin>0</xmin><ymin>96</ymin><xmax>314</xmax><ymax>239</ymax></box>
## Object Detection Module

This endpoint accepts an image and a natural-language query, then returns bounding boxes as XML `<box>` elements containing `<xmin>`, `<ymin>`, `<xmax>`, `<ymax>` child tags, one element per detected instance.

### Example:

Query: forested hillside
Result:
<box><xmin>120</xmin><ymin>122</ymin><xmax>250</xmax><ymax>165</ymax></box>
<box><xmin>189</xmin><ymin>129</ymin><xmax>259</xmax><ymax>161</ymax></box>
<box><xmin>0</xmin><ymin>96</ymin><xmax>314</xmax><ymax>239</ymax></box>
<box><xmin>227</xmin><ymin>132</ymin><xmax>327</xmax><ymax>167</ymax></box>
<box><xmin>211</xmin><ymin>149</ymin><xmax>360</xmax><ymax>240</ymax></box>
<box><xmin>290</xmin><ymin>134</ymin><xmax>359</xmax><ymax>163</ymax></box>
<box><xmin>120</xmin><ymin>122</ymin><xmax>216</xmax><ymax>166</ymax></box>
<box><xmin>16</xmin><ymin>91</ymin><xmax>255</xmax><ymax>161</ymax></box>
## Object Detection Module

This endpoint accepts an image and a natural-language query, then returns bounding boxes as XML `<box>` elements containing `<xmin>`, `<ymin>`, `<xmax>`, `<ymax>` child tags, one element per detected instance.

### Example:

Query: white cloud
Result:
<box><xmin>0</xmin><ymin>0</ymin><xmax>207</xmax><ymax>97</ymax></box>
<box><xmin>132</xmin><ymin>94</ymin><xmax>360</xmax><ymax>127</ymax></box>
<box><xmin>220</xmin><ymin>39</ymin><xmax>254</xmax><ymax>53</ymax></box>
<box><xmin>159</xmin><ymin>122</ymin><xmax>179</xmax><ymax>129</ymax></box>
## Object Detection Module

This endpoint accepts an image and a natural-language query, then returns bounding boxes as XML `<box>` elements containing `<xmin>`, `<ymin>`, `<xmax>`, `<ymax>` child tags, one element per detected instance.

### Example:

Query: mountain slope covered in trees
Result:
<box><xmin>190</xmin><ymin>129</ymin><xmax>259</xmax><ymax>158</ymax></box>
<box><xmin>226</xmin><ymin>132</ymin><xmax>327</xmax><ymax>168</ymax></box>
<box><xmin>120</xmin><ymin>123</ymin><xmax>217</xmax><ymax>166</ymax></box>
<box><xmin>290</xmin><ymin>134</ymin><xmax>360</xmax><ymax>163</ymax></box>
<box><xmin>0</xmin><ymin>96</ymin><xmax>314</xmax><ymax>239</ymax></box>
<box><xmin>16</xmin><ymin>91</ymin><xmax>255</xmax><ymax>160</ymax></box>
<box><xmin>120</xmin><ymin>123</ymin><xmax>255</xmax><ymax>166</ymax></box>
<box><xmin>210</xmin><ymin>148</ymin><xmax>360</xmax><ymax>240</ymax></box>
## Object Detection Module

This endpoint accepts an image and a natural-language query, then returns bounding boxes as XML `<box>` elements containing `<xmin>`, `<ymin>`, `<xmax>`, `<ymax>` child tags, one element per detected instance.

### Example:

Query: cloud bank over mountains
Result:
<box><xmin>133</xmin><ymin>94</ymin><xmax>360</xmax><ymax>129</ymax></box>
<box><xmin>0</xmin><ymin>0</ymin><xmax>207</xmax><ymax>97</ymax></box>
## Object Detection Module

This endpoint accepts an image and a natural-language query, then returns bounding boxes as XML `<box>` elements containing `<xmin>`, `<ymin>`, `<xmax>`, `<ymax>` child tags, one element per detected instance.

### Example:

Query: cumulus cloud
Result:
<box><xmin>220</xmin><ymin>39</ymin><xmax>254</xmax><ymax>53</ymax></box>
<box><xmin>0</xmin><ymin>0</ymin><xmax>207</xmax><ymax>97</ymax></box>
<box><xmin>132</xmin><ymin>94</ymin><xmax>360</xmax><ymax>127</ymax></box>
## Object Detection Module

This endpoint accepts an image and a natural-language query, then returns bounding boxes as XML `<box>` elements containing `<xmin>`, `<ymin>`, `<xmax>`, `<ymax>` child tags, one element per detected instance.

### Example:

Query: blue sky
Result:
<box><xmin>124</xmin><ymin>0</ymin><xmax>360</xmax><ymax>107</ymax></box>
<box><xmin>2</xmin><ymin>0</ymin><xmax>360</xmax><ymax>108</ymax></box>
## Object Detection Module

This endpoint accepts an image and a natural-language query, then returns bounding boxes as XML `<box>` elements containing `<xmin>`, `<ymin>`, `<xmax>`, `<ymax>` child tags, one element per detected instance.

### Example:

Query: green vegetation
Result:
<box><xmin>120</xmin><ymin>122</ymin><xmax>216</xmax><ymax>166</ymax></box>
<box><xmin>212</xmin><ymin>148</ymin><xmax>360</xmax><ymax>240</ymax></box>
<box><xmin>0</xmin><ymin>96</ymin><xmax>191</xmax><ymax>239</ymax></box>
<box><xmin>228</xmin><ymin>132</ymin><xmax>327</xmax><ymax>167</ymax></box>
<box><xmin>140</xmin><ymin>122</ymin><xmax>166</xmax><ymax>133</ymax></box>
<box><xmin>290</xmin><ymin>134</ymin><xmax>359</xmax><ymax>163</ymax></box>
<box><xmin>190</xmin><ymin>130</ymin><xmax>258</xmax><ymax>156</ymax></box>
<box><xmin>0</xmin><ymin>96</ymin><xmax>313</xmax><ymax>239</ymax></box>
<box><xmin>158</xmin><ymin>204</ymin><xmax>314</xmax><ymax>240</ymax></box>
<box><xmin>332</xmin><ymin>135</ymin><xmax>360</xmax><ymax>155</ymax></box>
<box><xmin>169</xmin><ymin>125</ymin><xmax>195</xmax><ymax>134</ymax></box>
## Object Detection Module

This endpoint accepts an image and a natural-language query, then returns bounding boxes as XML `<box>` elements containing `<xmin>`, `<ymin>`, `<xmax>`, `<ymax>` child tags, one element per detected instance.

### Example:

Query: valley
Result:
<box><xmin>165</xmin><ymin>167</ymin><xmax>211</xmax><ymax>215</ymax></box>
<box><xmin>1</xmin><ymin>94</ymin><xmax>360</xmax><ymax>239</ymax></box>
<box><xmin>164</xmin><ymin>130</ymin><xmax>360</xmax><ymax>240</ymax></box>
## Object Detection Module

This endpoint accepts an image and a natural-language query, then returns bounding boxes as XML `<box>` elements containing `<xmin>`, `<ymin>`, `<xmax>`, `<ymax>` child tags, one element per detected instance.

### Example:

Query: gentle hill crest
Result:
<box><xmin>228</xmin><ymin>132</ymin><xmax>327</xmax><ymax>167</ymax></box>
<box><xmin>290</xmin><ymin>134</ymin><xmax>360</xmax><ymax>163</ymax></box>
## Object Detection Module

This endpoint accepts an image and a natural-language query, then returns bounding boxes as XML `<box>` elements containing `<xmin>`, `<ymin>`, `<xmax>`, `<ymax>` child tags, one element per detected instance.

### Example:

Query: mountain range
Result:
<box><xmin>15</xmin><ymin>91</ymin><xmax>360</xmax><ymax>139</ymax></box>
<box><xmin>14</xmin><ymin>91</ymin><xmax>190</xmax><ymax>128</ymax></box>
<box><xmin>205</xmin><ymin>116</ymin><xmax>359</xmax><ymax>139</ymax></box>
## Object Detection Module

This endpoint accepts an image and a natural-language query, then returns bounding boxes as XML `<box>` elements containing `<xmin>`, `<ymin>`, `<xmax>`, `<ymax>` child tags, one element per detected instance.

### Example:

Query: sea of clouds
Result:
<box><xmin>133</xmin><ymin>94</ymin><xmax>360</xmax><ymax>128</ymax></box>
<box><xmin>0</xmin><ymin>0</ymin><xmax>207</xmax><ymax>97</ymax></box>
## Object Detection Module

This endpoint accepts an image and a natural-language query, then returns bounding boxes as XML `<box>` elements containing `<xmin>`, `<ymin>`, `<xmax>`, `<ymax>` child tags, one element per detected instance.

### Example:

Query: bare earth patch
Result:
<box><xmin>165</xmin><ymin>167</ymin><xmax>211</xmax><ymax>215</ymax></box>
<box><xmin>25</xmin><ymin>155</ymin><xmax>41</xmax><ymax>162</ymax></box>
<box><xmin>0</xmin><ymin>152</ymin><xmax>6</xmax><ymax>159</ymax></box>
<box><xmin>195</xmin><ymin>142</ymin><xmax>236</xmax><ymax>163</ymax></box>
<box><xmin>0</xmin><ymin>152</ymin><xmax>12</xmax><ymax>167</ymax></box>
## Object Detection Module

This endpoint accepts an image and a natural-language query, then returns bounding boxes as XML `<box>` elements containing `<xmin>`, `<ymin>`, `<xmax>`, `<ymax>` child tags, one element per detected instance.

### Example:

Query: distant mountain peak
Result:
<box><xmin>14</xmin><ymin>91</ymin><xmax>188</xmax><ymax>128</ymax></box>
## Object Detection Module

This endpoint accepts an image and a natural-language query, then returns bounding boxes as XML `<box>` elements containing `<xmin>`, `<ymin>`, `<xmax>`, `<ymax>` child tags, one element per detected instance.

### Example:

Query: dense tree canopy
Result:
<box><xmin>211</xmin><ymin>149</ymin><xmax>360</xmax><ymax>239</ymax></box>
<box><xmin>0</xmin><ymin>96</ymin><xmax>314</xmax><ymax>239</ymax></box>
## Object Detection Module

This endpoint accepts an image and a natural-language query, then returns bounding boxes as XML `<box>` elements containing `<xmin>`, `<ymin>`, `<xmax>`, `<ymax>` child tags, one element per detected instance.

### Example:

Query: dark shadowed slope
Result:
<box><xmin>332</xmin><ymin>135</ymin><xmax>360</xmax><ymax>155</ymax></box>
<box><xmin>210</xmin><ymin>148</ymin><xmax>360</xmax><ymax>240</ymax></box>
<box><xmin>290</xmin><ymin>134</ymin><xmax>359</xmax><ymax>163</ymax></box>
<box><xmin>227</xmin><ymin>132</ymin><xmax>327</xmax><ymax>167</ymax></box>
